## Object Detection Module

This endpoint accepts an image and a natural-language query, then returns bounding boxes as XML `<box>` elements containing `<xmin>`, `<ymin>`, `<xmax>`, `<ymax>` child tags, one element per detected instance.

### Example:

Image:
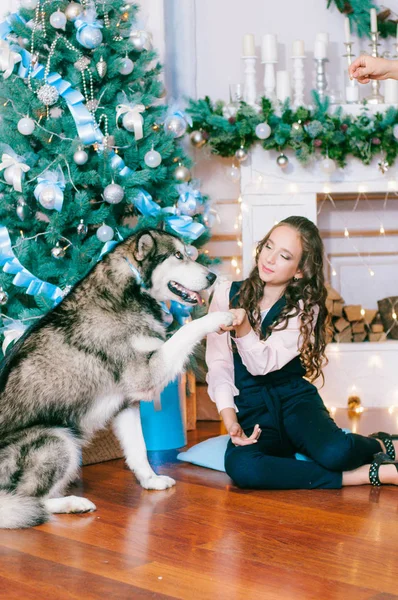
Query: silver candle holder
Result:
<box><xmin>314</xmin><ymin>58</ymin><xmax>328</xmax><ymax>101</ymax></box>
<box><xmin>343</xmin><ymin>41</ymin><xmax>359</xmax><ymax>103</ymax></box>
<box><xmin>366</xmin><ymin>32</ymin><xmax>384</xmax><ymax>104</ymax></box>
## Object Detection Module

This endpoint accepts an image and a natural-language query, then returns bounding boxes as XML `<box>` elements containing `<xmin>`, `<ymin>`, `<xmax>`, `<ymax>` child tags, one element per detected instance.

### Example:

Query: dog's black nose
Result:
<box><xmin>206</xmin><ymin>272</ymin><xmax>217</xmax><ymax>285</ymax></box>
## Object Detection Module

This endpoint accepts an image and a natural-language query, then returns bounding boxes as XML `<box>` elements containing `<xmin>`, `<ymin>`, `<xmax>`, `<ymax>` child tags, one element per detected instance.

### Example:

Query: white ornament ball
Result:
<box><xmin>226</xmin><ymin>164</ymin><xmax>241</xmax><ymax>182</ymax></box>
<box><xmin>4</xmin><ymin>165</ymin><xmax>20</xmax><ymax>186</ymax></box>
<box><xmin>393</xmin><ymin>124</ymin><xmax>398</xmax><ymax>140</ymax></box>
<box><xmin>118</xmin><ymin>57</ymin><xmax>134</xmax><ymax>75</ymax></box>
<box><xmin>321</xmin><ymin>157</ymin><xmax>336</xmax><ymax>174</ymax></box>
<box><xmin>50</xmin><ymin>10</ymin><xmax>67</xmax><ymax>30</ymax></box>
<box><xmin>21</xmin><ymin>0</ymin><xmax>38</xmax><ymax>9</ymax></box>
<box><xmin>144</xmin><ymin>149</ymin><xmax>162</xmax><ymax>168</ymax></box>
<box><xmin>97</xmin><ymin>224</ymin><xmax>114</xmax><ymax>242</ymax></box>
<box><xmin>17</xmin><ymin>117</ymin><xmax>35</xmax><ymax>135</ymax></box>
<box><xmin>122</xmin><ymin>111</ymin><xmax>138</xmax><ymax>132</ymax></box>
<box><xmin>73</xmin><ymin>149</ymin><xmax>89</xmax><ymax>165</ymax></box>
<box><xmin>78</xmin><ymin>26</ymin><xmax>103</xmax><ymax>50</ymax></box>
<box><xmin>39</xmin><ymin>186</ymin><xmax>57</xmax><ymax>209</ymax></box>
<box><xmin>164</xmin><ymin>115</ymin><xmax>187</xmax><ymax>138</ymax></box>
<box><xmin>103</xmin><ymin>183</ymin><xmax>124</xmax><ymax>204</ymax></box>
<box><xmin>255</xmin><ymin>122</ymin><xmax>271</xmax><ymax>140</ymax></box>
<box><xmin>65</xmin><ymin>2</ymin><xmax>82</xmax><ymax>22</ymax></box>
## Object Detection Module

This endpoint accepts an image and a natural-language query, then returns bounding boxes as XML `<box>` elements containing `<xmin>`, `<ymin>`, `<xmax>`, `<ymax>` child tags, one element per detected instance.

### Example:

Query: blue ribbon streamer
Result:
<box><xmin>0</xmin><ymin>225</ymin><xmax>63</xmax><ymax>305</ymax></box>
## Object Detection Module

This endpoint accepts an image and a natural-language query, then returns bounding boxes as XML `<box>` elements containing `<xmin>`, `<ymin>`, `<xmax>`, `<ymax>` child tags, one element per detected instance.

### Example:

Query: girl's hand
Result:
<box><xmin>229</xmin><ymin>422</ymin><xmax>261</xmax><ymax>446</ymax></box>
<box><xmin>216</xmin><ymin>308</ymin><xmax>247</xmax><ymax>334</ymax></box>
<box><xmin>349</xmin><ymin>56</ymin><xmax>396</xmax><ymax>84</ymax></box>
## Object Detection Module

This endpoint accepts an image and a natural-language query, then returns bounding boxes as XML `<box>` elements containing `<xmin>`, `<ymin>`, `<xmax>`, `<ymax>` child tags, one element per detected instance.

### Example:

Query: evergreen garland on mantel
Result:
<box><xmin>327</xmin><ymin>0</ymin><xmax>398</xmax><ymax>38</ymax></box>
<box><xmin>187</xmin><ymin>93</ymin><xmax>398</xmax><ymax>170</ymax></box>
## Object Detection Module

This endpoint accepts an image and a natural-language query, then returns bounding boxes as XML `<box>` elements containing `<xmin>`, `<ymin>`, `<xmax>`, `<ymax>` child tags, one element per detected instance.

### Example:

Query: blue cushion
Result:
<box><xmin>177</xmin><ymin>429</ymin><xmax>351</xmax><ymax>472</ymax></box>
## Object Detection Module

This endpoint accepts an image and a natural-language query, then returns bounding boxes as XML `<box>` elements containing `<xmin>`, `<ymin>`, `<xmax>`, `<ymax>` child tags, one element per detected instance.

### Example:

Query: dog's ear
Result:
<box><xmin>133</xmin><ymin>231</ymin><xmax>156</xmax><ymax>262</ymax></box>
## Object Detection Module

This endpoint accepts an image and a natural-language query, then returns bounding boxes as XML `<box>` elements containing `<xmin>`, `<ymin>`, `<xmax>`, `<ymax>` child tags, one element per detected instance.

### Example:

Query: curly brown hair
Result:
<box><xmin>233</xmin><ymin>216</ymin><xmax>330</xmax><ymax>383</ymax></box>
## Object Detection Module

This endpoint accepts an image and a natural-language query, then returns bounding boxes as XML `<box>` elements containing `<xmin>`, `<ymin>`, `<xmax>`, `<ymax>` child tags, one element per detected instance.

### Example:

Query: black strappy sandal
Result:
<box><xmin>369</xmin><ymin>452</ymin><xmax>398</xmax><ymax>486</ymax></box>
<box><xmin>369</xmin><ymin>431</ymin><xmax>397</xmax><ymax>460</ymax></box>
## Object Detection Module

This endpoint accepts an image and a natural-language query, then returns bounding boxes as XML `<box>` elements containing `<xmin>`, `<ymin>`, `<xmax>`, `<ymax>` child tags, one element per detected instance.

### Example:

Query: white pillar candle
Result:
<box><xmin>292</xmin><ymin>39</ymin><xmax>305</xmax><ymax>57</ymax></box>
<box><xmin>314</xmin><ymin>40</ymin><xmax>327</xmax><ymax>59</ymax></box>
<box><xmin>384</xmin><ymin>78</ymin><xmax>398</xmax><ymax>103</ymax></box>
<box><xmin>345</xmin><ymin>85</ymin><xmax>359</xmax><ymax>103</ymax></box>
<box><xmin>261</xmin><ymin>34</ymin><xmax>277</xmax><ymax>62</ymax></box>
<box><xmin>370</xmin><ymin>8</ymin><xmax>377</xmax><ymax>33</ymax></box>
<box><xmin>316</xmin><ymin>32</ymin><xmax>329</xmax><ymax>44</ymax></box>
<box><xmin>276</xmin><ymin>70</ymin><xmax>291</xmax><ymax>102</ymax></box>
<box><xmin>242</xmin><ymin>34</ymin><xmax>255</xmax><ymax>57</ymax></box>
<box><xmin>344</xmin><ymin>17</ymin><xmax>351</xmax><ymax>44</ymax></box>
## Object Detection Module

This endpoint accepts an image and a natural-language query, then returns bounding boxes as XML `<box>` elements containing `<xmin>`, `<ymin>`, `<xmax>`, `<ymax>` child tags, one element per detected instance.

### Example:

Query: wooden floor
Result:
<box><xmin>1</xmin><ymin>409</ymin><xmax>398</xmax><ymax>600</ymax></box>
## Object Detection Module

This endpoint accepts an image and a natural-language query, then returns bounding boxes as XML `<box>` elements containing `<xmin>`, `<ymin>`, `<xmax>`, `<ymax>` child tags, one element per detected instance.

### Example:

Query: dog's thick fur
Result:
<box><xmin>0</xmin><ymin>229</ymin><xmax>233</xmax><ymax>529</ymax></box>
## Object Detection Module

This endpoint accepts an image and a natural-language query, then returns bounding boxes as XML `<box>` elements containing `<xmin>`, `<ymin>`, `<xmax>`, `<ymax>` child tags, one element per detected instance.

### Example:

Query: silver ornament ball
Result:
<box><xmin>292</xmin><ymin>122</ymin><xmax>302</xmax><ymax>132</ymax></box>
<box><xmin>276</xmin><ymin>153</ymin><xmax>289</xmax><ymax>169</ymax></box>
<box><xmin>16</xmin><ymin>197</ymin><xmax>30</xmax><ymax>221</ymax></box>
<box><xmin>190</xmin><ymin>130</ymin><xmax>207</xmax><ymax>148</ymax></box>
<box><xmin>103</xmin><ymin>183</ymin><xmax>124</xmax><ymax>204</ymax></box>
<box><xmin>51</xmin><ymin>244</ymin><xmax>65</xmax><ymax>259</ymax></box>
<box><xmin>73</xmin><ymin>149</ymin><xmax>89</xmax><ymax>165</ymax></box>
<box><xmin>164</xmin><ymin>115</ymin><xmax>187</xmax><ymax>138</ymax></box>
<box><xmin>37</xmin><ymin>84</ymin><xmax>60</xmax><ymax>106</ymax></box>
<box><xmin>174</xmin><ymin>165</ymin><xmax>191</xmax><ymax>183</ymax></box>
<box><xmin>131</xmin><ymin>33</ymin><xmax>145</xmax><ymax>52</ymax></box>
<box><xmin>0</xmin><ymin>287</ymin><xmax>9</xmax><ymax>305</ymax></box>
<box><xmin>144</xmin><ymin>149</ymin><xmax>162</xmax><ymax>168</ymax></box>
<box><xmin>65</xmin><ymin>1</ymin><xmax>82</xmax><ymax>21</ymax></box>
<box><xmin>77</xmin><ymin>219</ymin><xmax>88</xmax><ymax>237</ymax></box>
<box><xmin>235</xmin><ymin>147</ymin><xmax>248</xmax><ymax>162</ymax></box>
<box><xmin>96</xmin><ymin>224</ymin><xmax>114</xmax><ymax>242</ymax></box>
<box><xmin>255</xmin><ymin>122</ymin><xmax>271</xmax><ymax>139</ymax></box>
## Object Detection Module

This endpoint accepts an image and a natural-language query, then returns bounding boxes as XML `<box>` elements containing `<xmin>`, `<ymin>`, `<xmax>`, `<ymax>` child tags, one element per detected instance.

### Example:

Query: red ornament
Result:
<box><xmin>340</xmin><ymin>123</ymin><xmax>348</xmax><ymax>132</ymax></box>
<box><xmin>314</xmin><ymin>139</ymin><xmax>322</xmax><ymax>147</ymax></box>
<box><xmin>371</xmin><ymin>137</ymin><xmax>381</xmax><ymax>145</ymax></box>
<box><xmin>228</xmin><ymin>117</ymin><xmax>236</xmax><ymax>125</ymax></box>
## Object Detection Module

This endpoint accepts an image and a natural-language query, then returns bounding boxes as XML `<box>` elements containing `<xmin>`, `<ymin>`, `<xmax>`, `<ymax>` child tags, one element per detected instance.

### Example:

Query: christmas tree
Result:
<box><xmin>0</xmin><ymin>0</ymin><xmax>210</xmax><ymax>358</ymax></box>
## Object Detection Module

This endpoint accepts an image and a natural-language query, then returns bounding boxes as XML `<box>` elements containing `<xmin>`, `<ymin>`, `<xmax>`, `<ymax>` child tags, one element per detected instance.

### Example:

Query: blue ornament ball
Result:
<box><xmin>78</xmin><ymin>26</ymin><xmax>103</xmax><ymax>49</ymax></box>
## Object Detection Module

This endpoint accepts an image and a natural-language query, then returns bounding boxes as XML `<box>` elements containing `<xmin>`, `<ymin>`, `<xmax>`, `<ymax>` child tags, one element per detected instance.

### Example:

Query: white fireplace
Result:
<box><xmin>240</xmin><ymin>142</ymin><xmax>398</xmax><ymax>407</ymax></box>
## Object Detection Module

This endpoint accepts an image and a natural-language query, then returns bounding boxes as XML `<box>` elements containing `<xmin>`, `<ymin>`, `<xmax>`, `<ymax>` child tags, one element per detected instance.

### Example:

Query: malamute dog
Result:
<box><xmin>0</xmin><ymin>228</ymin><xmax>233</xmax><ymax>529</ymax></box>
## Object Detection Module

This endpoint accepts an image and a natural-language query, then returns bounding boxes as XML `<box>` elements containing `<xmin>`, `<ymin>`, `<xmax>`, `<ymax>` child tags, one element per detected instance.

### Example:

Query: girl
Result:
<box><xmin>206</xmin><ymin>216</ymin><xmax>398</xmax><ymax>489</ymax></box>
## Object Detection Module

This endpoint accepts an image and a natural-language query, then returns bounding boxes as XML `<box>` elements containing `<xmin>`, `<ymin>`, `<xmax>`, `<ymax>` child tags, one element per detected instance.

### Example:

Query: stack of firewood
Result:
<box><xmin>326</xmin><ymin>285</ymin><xmax>386</xmax><ymax>343</ymax></box>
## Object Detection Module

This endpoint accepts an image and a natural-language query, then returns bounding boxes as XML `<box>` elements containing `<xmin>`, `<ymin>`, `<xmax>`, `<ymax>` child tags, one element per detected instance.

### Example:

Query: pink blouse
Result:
<box><xmin>206</xmin><ymin>280</ymin><xmax>312</xmax><ymax>413</ymax></box>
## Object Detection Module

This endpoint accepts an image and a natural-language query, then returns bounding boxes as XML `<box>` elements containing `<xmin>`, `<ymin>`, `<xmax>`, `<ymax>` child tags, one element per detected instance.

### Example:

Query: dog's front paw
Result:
<box><xmin>139</xmin><ymin>475</ymin><xmax>176</xmax><ymax>490</ymax></box>
<box><xmin>205</xmin><ymin>311</ymin><xmax>234</xmax><ymax>333</ymax></box>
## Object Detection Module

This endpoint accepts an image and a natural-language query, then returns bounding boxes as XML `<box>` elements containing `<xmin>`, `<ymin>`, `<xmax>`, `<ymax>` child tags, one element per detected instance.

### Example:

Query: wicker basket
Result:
<box><xmin>82</xmin><ymin>426</ymin><xmax>124</xmax><ymax>466</ymax></box>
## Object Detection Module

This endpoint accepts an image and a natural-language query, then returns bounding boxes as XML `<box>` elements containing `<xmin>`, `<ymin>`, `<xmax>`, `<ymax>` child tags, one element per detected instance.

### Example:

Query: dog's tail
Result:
<box><xmin>0</xmin><ymin>491</ymin><xmax>49</xmax><ymax>529</ymax></box>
